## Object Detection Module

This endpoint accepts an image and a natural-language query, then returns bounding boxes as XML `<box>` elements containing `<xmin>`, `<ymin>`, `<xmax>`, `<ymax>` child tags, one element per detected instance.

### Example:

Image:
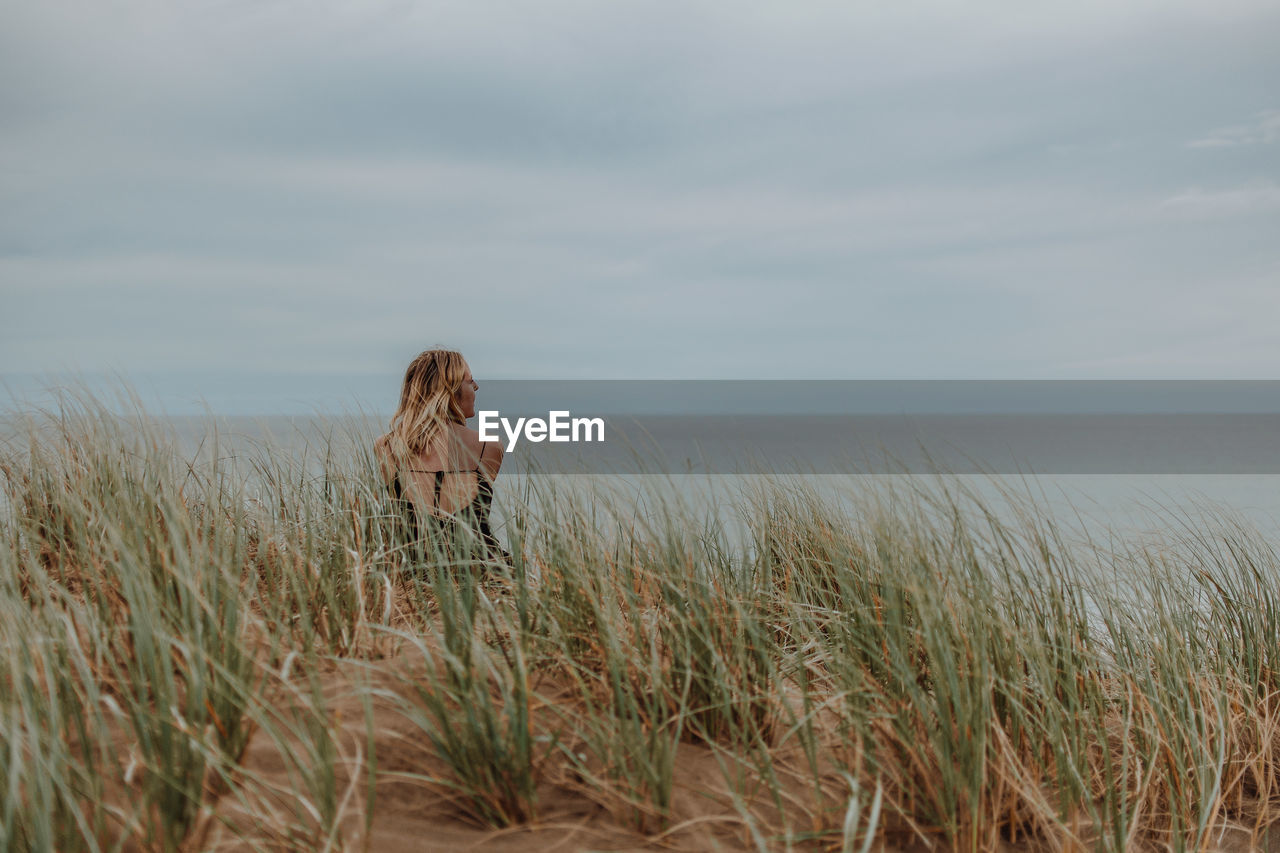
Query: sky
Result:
<box><xmin>2</xmin><ymin>0</ymin><xmax>1279</xmax><ymax>413</ymax></box>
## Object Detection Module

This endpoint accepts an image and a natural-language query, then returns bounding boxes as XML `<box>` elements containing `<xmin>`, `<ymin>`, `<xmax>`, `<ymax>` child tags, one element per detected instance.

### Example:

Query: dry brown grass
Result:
<box><xmin>6</xmin><ymin>402</ymin><xmax>1280</xmax><ymax>851</ymax></box>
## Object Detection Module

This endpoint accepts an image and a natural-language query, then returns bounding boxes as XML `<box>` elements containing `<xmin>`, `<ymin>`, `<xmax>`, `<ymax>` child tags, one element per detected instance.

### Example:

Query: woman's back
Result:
<box><xmin>378</xmin><ymin>425</ymin><xmax>498</xmax><ymax>515</ymax></box>
<box><xmin>376</xmin><ymin>423</ymin><xmax>506</xmax><ymax>560</ymax></box>
<box><xmin>377</xmin><ymin>349</ymin><xmax>506</xmax><ymax>563</ymax></box>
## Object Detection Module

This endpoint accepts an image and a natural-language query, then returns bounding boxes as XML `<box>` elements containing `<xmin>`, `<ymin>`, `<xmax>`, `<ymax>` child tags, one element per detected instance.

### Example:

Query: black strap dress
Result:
<box><xmin>389</xmin><ymin>444</ymin><xmax>507</xmax><ymax>564</ymax></box>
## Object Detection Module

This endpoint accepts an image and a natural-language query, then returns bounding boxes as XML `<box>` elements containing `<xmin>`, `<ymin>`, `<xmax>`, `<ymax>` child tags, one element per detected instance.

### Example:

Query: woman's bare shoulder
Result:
<box><xmin>448</xmin><ymin>424</ymin><xmax>488</xmax><ymax>455</ymax></box>
<box><xmin>450</xmin><ymin>424</ymin><xmax>503</xmax><ymax>473</ymax></box>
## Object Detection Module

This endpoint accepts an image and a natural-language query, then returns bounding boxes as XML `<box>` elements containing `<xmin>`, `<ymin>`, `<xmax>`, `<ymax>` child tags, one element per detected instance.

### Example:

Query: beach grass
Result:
<box><xmin>3</xmin><ymin>391</ymin><xmax>1280</xmax><ymax>850</ymax></box>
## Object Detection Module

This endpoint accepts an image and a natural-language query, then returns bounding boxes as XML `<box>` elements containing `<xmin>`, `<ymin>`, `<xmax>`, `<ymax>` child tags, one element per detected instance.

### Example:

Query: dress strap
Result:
<box><xmin>404</xmin><ymin>443</ymin><xmax>491</xmax><ymax>476</ymax></box>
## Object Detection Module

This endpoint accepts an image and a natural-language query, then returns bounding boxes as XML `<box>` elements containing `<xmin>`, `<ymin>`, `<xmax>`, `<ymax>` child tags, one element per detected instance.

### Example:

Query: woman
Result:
<box><xmin>375</xmin><ymin>349</ymin><xmax>507</xmax><ymax>565</ymax></box>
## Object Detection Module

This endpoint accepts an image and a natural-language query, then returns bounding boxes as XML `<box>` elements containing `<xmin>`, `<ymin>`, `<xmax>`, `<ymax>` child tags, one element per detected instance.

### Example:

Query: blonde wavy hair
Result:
<box><xmin>383</xmin><ymin>349</ymin><xmax>471</xmax><ymax>460</ymax></box>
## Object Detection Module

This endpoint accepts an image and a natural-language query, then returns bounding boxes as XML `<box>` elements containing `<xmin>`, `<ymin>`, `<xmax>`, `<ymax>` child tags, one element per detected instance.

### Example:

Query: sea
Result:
<box><xmin>5</xmin><ymin>407</ymin><xmax>1280</xmax><ymax>551</ymax></box>
<box><xmin>153</xmin><ymin>414</ymin><xmax>1280</xmax><ymax>547</ymax></box>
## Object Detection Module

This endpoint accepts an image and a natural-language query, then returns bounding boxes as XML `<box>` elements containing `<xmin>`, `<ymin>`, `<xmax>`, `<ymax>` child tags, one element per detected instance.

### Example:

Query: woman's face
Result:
<box><xmin>457</xmin><ymin>366</ymin><xmax>478</xmax><ymax>419</ymax></box>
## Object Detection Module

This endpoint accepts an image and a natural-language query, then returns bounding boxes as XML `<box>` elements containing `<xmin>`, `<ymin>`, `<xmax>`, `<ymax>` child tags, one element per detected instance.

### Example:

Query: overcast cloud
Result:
<box><xmin>3</xmin><ymin>0</ymin><xmax>1279</xmax><ymax>410</ymax></box>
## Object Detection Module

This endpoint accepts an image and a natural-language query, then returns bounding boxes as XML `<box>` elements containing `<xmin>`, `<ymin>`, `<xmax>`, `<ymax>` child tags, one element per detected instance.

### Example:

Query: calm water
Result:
<box><xmin>200</xmin><ymin>416</ymin><xmax>1280</xmax><ymax>545</ymax></box>
<box><xmin>5</xmin><ymin>413</ymin><xmax>1280</xmax><ymax>545</ymax></box>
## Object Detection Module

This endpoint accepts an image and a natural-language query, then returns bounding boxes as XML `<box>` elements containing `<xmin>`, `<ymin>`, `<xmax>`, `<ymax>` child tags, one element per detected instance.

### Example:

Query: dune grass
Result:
<box><xmin>3</xmin><ymin>391</ymin><xmax>1280</xmax><ymax>850</ymax></box>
